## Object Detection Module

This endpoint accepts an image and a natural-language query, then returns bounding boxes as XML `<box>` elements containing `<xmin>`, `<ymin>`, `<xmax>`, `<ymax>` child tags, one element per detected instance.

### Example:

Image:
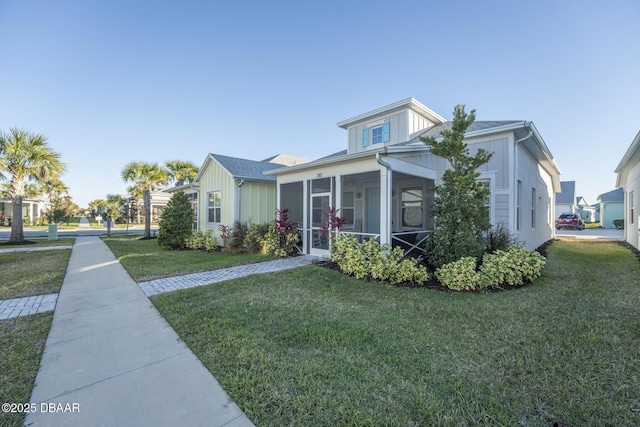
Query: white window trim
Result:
<box><xmin>478</xmin><ymin>172</ymin><xmax>495</xmax><ymax>227</ymax></box>
<box><xmin>206</xmin><ymin>187</ymin><xmax>222</xmax><ymax>224</ymax></box>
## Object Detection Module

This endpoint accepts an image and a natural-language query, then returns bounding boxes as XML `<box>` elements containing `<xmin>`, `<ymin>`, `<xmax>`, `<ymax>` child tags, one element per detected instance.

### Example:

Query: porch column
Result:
<box><xmin>379</xmin><ymin>168</ymin><xmax>392</xmax><ymax>245</ymax></box>
<box><xmin>302</xmin><ymin>179</ymin><xmax>309</xmax><ymax>254</ymax></box>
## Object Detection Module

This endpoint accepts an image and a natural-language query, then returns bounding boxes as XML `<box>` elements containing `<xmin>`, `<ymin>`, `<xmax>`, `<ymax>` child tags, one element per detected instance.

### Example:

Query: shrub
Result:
<box><xmin>613</xmin><ymin>219</ymin><xmax>624</xmax><ymax>230</ymax></box>
<box><xmin>479</xmin><ymin>244</ymin><xmax>546</xmax><ymax>287</ymax></box>
<box><xmin>219</xmin><ymin>221</ymin><xmax>248</xmax><ymax>253</ymax></box>
<box><xmin>158</xmin><ymin>191</ymin><xmax>194</xmax><ymax>249</ymax></box>
<box><xmin>332</xmin><ymin>234</ymin><xmax>429</xmax><ymax>285</ymax></box>
<box><xmin>435</xmin><ymin>257</ymin><xmax>483</xmax><ymax>291</ymax></box>
<box><xmin>244</xmin><ymin>222</ymin><xmax>271</xmax><ymax>253</ymax></box>
<box><xmin>435</xmin><ymin>244</ymin><xmax>547</xmax><ymax>291</ymax></box>
<box><xmin>185</xmin><ymin>230</ymin><xmax>218</xmax><ymax>251</ymax></box>
<box><xmin>485</xmin><ymin>223</ymin><xmax>515</xmax><ymax>254</ymax></box>
<box><xmin>261</xmin><ymin>209</ymin><xmax>300</xmax><ymax>257</ymax></box>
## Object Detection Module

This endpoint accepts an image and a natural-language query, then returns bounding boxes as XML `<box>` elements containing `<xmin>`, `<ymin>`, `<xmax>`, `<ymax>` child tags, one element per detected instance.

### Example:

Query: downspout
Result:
<box><xmin>376</xmin><ymin>153</ymin><xmax>393</xmax><ymax>245</ymax></box>
<box><xmin>514</xmin><ymin>125</ymin><xmax>533</xmax><ymax>237</ymax></box>
<box><xmin>237</xmin><ymin>179</ymin><xmax>245</xmax><ymax>222</ymax></box>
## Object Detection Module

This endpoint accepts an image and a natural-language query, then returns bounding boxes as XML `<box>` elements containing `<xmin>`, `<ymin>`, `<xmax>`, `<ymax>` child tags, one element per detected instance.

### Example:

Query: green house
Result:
<box><xmin>597</xmin><ymin>188</ymin><xmax>624</xmax><ymax>229</ymax></box>
<box><xmin>170</xmin><ymin>153</ymin><xmax>308</xmax><ymax>238</ymax></box>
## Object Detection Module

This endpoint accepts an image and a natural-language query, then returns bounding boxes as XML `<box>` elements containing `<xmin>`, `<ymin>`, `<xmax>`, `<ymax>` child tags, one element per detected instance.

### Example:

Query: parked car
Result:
<box><xmin>556</xmin><ymin>213</ymin><xmax>585</xmax><ymax>230</ymax></box>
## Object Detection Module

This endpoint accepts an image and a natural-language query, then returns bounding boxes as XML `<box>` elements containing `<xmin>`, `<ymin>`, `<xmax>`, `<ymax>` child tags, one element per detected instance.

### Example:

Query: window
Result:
<box><xmin>531</xmin><ymin>188</ymin><xmax>536</xmax><ymax>228</ymax></box>
<box><xmin>401</xmin><ymin>186</ymin><xmax>424</xmax><ymax>228</ymax></box>
<box><xmin>207</xmin><ymin>190</ymin><xmax>221</xmax><ymax>223</ymax></box>
<box><xmin>341</xmin><ymin>191</ymin><xmax>355</xmax><ymax>227</ymax></box>
<box><xmin>362</xmin><ymin>122</ymin><xmax>390</xmax><ymax>147</ymax></box>
<box><xmin>479</xmin><ymin>179</ymin><xmax>491</xmax><ymax>221</ymax></box>
<box><xmin>630</xmin><ymin>191</ymin><xmax>634</xmax><ymax>224</ymax></box>
<box><xmin>516</xmin><ymin>180</ymin><xmax>522</xmax><ymax>231</ymax></box>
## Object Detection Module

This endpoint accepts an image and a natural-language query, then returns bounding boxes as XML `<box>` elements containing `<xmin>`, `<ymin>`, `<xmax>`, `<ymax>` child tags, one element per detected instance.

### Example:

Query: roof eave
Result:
<box><xmin>337</xmin><ymin>98</ymin><xmax>446</xmax><ymax>129</ymax></box>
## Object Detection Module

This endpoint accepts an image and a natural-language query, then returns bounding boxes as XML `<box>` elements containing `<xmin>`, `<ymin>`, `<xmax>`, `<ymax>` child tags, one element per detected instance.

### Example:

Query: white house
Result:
<box><xmin>555</xmin><ymin>181</ymin><xmax>577</xmax><ymax>216</ymax></box>
<box><xmin>266</xmin><ymin>98</ymin><xmax>561</xmax><ymax>257</ymax></box>
<box><xmin>615</xmin><ymin>130</ymin><xmax>640</xmax><ymax>248</ymax></box>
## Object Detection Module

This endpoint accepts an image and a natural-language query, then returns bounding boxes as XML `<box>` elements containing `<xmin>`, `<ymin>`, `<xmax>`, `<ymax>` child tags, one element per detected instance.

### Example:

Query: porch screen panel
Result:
<box><xmin>280</xmin><ymin>182</ymin><xmax>303</xmax><ymax>226</ymax></box>
<box><xmin>401</xmin><ymin>186</ymin><xmax>423</xmax><ymax>228</ymax></box>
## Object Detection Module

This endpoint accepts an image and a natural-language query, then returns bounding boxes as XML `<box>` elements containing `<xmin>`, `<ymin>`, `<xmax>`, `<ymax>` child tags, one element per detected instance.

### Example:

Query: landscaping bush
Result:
<box><xmin>436</xmin><ymin>244</ymin><xmax>547</xmax><ymax>291</ymax></box>
<box><xmin>435</xmin><ymin>257</ymin><xmax>483</xmax><ymax>291</ymax></box>
<box><xmin>480</xmin><ymin>244</ymin><xmax>546</xmax><ymax>287</ymax></box>
<box><xmin>332</xmin><ymin>234</ymin><xmax>429</xmax><ymax>285</ymax></box>
<box><xmin>613</xmin><ymin>219</ymin><xmax>624</xmax><ymax>230</ymax></box>
<box><xmin>485</xmin><ymin>223</ymin><xmax>514</xmax><ymax>254</ymax></box>
<box><xmin>244</xmin><ymin>222</ymin><xmax>271</xmax><ymax>254</ymax></box>
<box><xmin>219</xmin><ymin>221</ymin><xmax>248</xmax><ymax>253</ymax></box>
<box><xmin>158</xmin><ymin>191</ymin><xmax>193</xmax><ymax>249</ymax></box>
<box><xmin>185</xmin><ymin>230</ymin><xmax>218</xmax><ymax>251</ymax></box>
<box><xmin>261</xmin><ymin>209</ymin><xmax>300</xmax><ymax>257</ymax></box>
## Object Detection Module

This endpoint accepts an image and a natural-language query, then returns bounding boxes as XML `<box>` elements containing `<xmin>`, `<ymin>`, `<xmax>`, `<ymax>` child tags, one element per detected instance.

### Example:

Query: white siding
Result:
<box><xmin>623</xmin><ymin>161</ymin><xmax>640</xmax><ymax>248</ymax></box>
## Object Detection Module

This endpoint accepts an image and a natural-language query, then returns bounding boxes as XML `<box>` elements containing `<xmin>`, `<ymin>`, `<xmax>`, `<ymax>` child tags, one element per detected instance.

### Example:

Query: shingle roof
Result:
<box><xmin>210</xmin><ymin>154</ymin><xmax>277</xmax><ymax>182</ymax></box>
<box><xmin>598</xmin><ymin>188</ymin><xmax>624</xmax><ymax>203</ymax></box>
<box><xmin>407</xmin><ymin>120</ymin><xmax>523</xmax><ymax>143</ymax></box>
<box><xmin>556</xmin><ymin>181</ymin><xmax>576</xmax><ymax>204</ymax></box>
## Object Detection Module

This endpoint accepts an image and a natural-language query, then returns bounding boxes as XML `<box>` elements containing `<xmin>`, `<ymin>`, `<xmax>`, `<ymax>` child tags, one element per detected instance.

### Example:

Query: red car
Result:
<box><xmin>555</xmin><ymin>213</ymin><xmax>585</xmax><ymax>230</ymax></box>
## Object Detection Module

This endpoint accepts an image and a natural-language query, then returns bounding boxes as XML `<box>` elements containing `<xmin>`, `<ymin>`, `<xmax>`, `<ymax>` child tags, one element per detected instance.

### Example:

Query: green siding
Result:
<box><xmin>601</xmin><ymin>202</ymin><xmax>624</xmax><ymax>229</ymax></box>
<box><xmin>196</xmin><ymin>156</ymin><xmax>277</xmax><ymax>237</ymax></box>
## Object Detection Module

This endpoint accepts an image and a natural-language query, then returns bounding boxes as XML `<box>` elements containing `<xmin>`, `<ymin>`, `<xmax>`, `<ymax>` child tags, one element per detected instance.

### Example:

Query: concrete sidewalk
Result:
<box><xmin>26</xmin><ymin>236</ymin><xmax>254</xmax><ymax>427</ymax></box>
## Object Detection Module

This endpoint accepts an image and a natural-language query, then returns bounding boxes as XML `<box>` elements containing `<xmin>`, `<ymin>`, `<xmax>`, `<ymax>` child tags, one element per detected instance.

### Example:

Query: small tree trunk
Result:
<box><xmin>143</xmin><ymin>190</ymin><xmax>151</xmax><ymax>239</ymax></box>
<box><xmin>10</xmin><ymin>195</ymin><xmax>25</xmax><ymax>243</ymax></box>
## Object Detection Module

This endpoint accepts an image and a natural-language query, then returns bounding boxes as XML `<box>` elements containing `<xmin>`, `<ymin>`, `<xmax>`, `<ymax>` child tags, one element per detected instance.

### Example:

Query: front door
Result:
<box><xmin>309</xmin><ymin>177</ymin><xmax>332</xmax><ymax>256</ymax></box>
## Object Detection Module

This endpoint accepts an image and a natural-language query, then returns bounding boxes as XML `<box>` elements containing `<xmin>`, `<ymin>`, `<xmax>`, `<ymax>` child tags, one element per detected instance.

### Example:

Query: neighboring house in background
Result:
<box><xmin>615</xmin><ymin>130</ymin><xmax>640</xmax><ymax>248</ymax></box>
<box><xmin>555</xmin><ymin>181</ymin><xmax>577</xmax><ymax>216</ymax></box>
<box><xmin>0</xmin><ymin>197</ymin><xmax>48</xmax><ymax>225</ymax></box>
<box><xmin>576</xmin><ymin>196</ymin><xmax>596</xmax><ymax>223</ymax></box>
<box><xmin>266</xmin><ymin>98</ymin><xmax>561</xmax><ymax>257</ymax></box>
<box><xmin>597</xmin><ymin>188</ymin><xmax>624</xmax><ymax>229</ymax></box>
<box><xmin>170</xmin><ymin>153</ymin><xmax>309</xmax><ymax>237</ymax></box>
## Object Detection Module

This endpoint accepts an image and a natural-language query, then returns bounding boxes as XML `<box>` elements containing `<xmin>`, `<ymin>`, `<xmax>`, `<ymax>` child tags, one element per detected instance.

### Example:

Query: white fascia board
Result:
<box><xmin>337</xmin><ymin>98</ymin><xmax>446</xmax><ymax>129</ymax></box>
<box><xmin>264</xmin><ymin>148</ymin><xmax>385</xmax><ymax>176</ymax></box>
<box><xmin>615</xmin><ymin>130</ymin><xmax>640</xmax><ymax>188</ymax></box>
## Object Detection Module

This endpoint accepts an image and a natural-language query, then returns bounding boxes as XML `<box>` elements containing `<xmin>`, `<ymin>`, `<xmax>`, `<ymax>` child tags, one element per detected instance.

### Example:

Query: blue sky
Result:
<box><xmin>1</xmin><ymin>0</ymin><xmax>638</xmax><ymax>207</ymax></box>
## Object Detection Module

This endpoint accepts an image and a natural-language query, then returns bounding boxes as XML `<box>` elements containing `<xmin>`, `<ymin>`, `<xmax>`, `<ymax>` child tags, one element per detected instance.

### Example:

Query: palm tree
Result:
<box><xmin>165</xmin><ymin>160</ymin><xmax>198</xmax><ymax>186</ymax></box>
<box><xmin>0</xmin><ymin>128</ymin><xmax>64</xmax><ymax>243</ymax></box>
<box><xmin>121</xmin><ymin>161</ymin><xmax>168</xmax><ymax>239</ymax></box>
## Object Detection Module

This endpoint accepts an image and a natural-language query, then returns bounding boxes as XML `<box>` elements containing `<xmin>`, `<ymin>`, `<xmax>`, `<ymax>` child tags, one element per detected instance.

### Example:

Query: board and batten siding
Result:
<box><xmin>239</xmin><ymin>182</ymin><xmax>277</xmax><ymax>225</ymax></box>
<box><xmin>198</xmin><ymin>159</ymin><xmax>235</xmax><ymax>236</ymax></box>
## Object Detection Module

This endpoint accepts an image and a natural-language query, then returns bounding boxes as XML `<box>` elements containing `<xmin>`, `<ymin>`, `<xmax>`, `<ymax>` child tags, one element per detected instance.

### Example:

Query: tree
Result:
<box><xmin>420</xmin><ymin>105</ymin><xmax>493</xmax><ymax>269</ymax></box>
<box><xmin>42</xmin><ymin>177</ymin><xmax>69</xmax><ymax>224</ymax></box>
<box><xmin>105</xmin><ymin>194</ymin><xmax>125</xmax><ymax>224</ymax></box>
<box><xmin>158</xmin><ymin>191</ymin><xmax>193</xmax><ymax>249</ymax></box>
<box><xmin>166</xmin><ymin>160</ymin><xmax>198</xmax><ymax>186</ymax></box>
<box><xmin>121</xmin><ymin>161</ymin><xmax>168</xmax><ymax>239</ymax></box>
<box><xmin>0</xmin><ymin>128</ymin><xmax>64</xmax><ymax>243</ymax></box>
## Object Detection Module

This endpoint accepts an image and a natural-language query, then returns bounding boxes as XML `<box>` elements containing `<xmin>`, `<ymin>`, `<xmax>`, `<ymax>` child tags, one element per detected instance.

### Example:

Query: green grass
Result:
<box><xmin>151</xmin><ymin>241</ymin><xmax>640</xmax><ymax>426</ymax></box>
<box><xmin>102</xmin><ymin>235</ymin><xmax>279</xmax><ymax>281</ymax></box>
<box><xmin>0</xmin><ymin>313</ymin><xmax>53</xmax><ymax>427</ymax></box>
<box><xmin>0</xmin><ymin>248</ymin><xmax>73</xmax><ymax>300</ymax></box>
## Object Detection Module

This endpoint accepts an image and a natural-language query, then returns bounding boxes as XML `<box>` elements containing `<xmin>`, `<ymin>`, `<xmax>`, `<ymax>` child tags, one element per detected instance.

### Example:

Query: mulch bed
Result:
<box><xmin>0</xmin><ymin>240</ymin><xmax>37</xmax><ymax>246</ymax></box>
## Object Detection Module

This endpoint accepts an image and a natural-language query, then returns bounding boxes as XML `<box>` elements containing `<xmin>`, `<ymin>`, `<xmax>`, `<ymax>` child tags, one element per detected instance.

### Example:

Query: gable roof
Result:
<box><xmin>615</xmin><ymin>130</ymin><xmax>640</xmax><ymax>187</ymax></box>
<box><xmin>194</xmin><ymin>153</ymin><xmax>307</xmax><ymax>184</ymax></box>
<box><xmin>556</xmin><ymin>181</ymin><xmax>576</xmax><ymax>204</ymax></box>
<box><xmin>598</xmin><ymin>188</ymin><xmax>624</xmax><ymax>203</ymax></box>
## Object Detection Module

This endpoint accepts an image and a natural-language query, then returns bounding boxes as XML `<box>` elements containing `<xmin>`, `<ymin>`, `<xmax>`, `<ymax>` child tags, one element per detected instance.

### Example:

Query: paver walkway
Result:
<box><xmin>0</xmin><ymin>294</ymin><xmax>58</xmax><ymax>320</ymax></box>
<box><xmin>139</xmin><ymin>255</ymin><xmax>317</xmax><ymax>296</ymax></box>
<box><xmin>26</xmin><ymin>236</ymin><xmax>256</xmax><ymax>426</ymax></box>
<box><xmin>0</xmin><ymin>245</ymin><xmax>72</xmax><ymax>254</ymax></box>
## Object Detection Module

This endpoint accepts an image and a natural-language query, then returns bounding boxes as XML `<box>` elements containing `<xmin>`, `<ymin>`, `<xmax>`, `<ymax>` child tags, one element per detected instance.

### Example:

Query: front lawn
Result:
<box><xmin>0</xmin><ymin>237</ymin><xmax>75</xmax><ymax>248</ymax></box>
<box><xmin>152</xmin><ymin>241</ymin><xmax>640</xmax><ymax>426</ymax></box>
<box><xmin>102</xmin><ymin>235</ymin><xmax>278</xmax><ymax>281</ymax></box>
<box><xmin>0</xmin><ymin>247</ymin><xmax>73</xmax><ymax>300</ymax></box>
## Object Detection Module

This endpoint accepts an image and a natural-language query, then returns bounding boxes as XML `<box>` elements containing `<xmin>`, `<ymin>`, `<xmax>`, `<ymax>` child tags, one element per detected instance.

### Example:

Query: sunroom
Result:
<box><xmin>271</xmin><ymin>152</ymin><xmax>437</xmax><ymax>257</ymax></box>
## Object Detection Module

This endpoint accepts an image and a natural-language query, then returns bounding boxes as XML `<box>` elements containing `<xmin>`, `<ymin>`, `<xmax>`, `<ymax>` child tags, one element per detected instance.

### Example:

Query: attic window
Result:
<box><xmin>362</xmin><ymin>122</ymin><xmax>390</xmax><ymax>147</ymax></box>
